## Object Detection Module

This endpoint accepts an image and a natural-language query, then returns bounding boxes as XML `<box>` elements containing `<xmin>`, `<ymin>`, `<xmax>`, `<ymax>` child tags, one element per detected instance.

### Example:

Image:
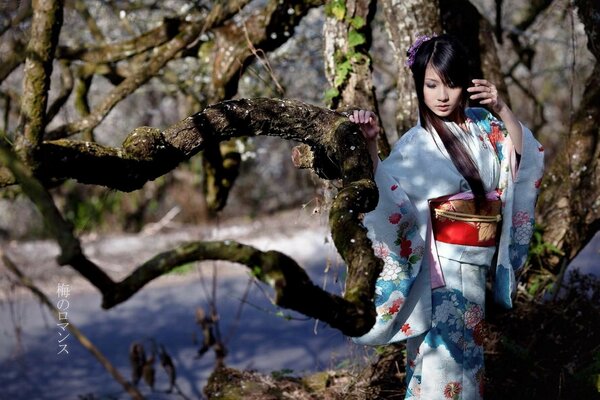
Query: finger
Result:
<box><xmin>469</xmin><ymin>92</ymin><xmax>490</xmax><ymax>100</ymax></box>
<box><xmin>361</xmin><ymin>110</ymin><xmax>371</xmax><ymax>123</ymax></box>
<box><xmin>471</xmin><ymin>78</ymin><xmax>489</xmax><ymax>86</ymax></box>
<box><xmin>467</xmin><ymin>86</ymin><xmax>488</xmax><ymax>93</ymax></box>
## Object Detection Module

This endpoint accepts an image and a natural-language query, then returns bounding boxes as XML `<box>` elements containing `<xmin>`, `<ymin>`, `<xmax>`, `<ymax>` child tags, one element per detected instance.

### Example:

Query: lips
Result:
<box><xmin>437</xmin><ymin>105</ymin><xmax>450</xmax><ymax>111</ymax></box>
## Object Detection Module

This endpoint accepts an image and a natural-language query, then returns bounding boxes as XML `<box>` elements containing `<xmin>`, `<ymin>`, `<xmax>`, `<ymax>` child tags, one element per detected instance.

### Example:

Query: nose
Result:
<box><xmin>438</xmin><ymin>86</ymin><xmax>449</xmax><ymax>102</ymax></box>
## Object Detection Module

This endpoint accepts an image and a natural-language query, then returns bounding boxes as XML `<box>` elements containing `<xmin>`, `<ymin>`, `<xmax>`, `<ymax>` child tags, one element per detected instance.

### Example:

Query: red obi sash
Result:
<box><xmin>429</xmin><ymin>192</ymin><xmax>502</xmax><ymax>247</ymax></box>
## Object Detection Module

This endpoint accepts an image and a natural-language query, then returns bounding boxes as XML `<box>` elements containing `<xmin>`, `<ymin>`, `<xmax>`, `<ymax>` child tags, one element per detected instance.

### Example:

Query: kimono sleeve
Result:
<box><xmin>467</xmin><ymin>107</ymin><xmax>545</xmax><ymax>308</ymax></box>
<box><xmin>352</xmin><ymin>150</ymin><xmax>432</xmax><ymax>345</ymax></box>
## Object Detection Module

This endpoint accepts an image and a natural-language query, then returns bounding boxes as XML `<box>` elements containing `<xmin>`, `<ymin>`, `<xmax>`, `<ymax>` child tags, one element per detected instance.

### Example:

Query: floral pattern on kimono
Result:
<box><xmin>466</xmin><ymin>108</ymin><xmax>545</xmax><ymax>308</ymax></box>
<box><xmin>352</xmin><ymin>106</ymin><xmax>544</xmax><ymax>341</ymax></box>
<box><xmin>353</xmin><ymin>168</ymin><xmax>433</xmax><ymax>345</ymax></box>
<box><xmin>352</xmin><ymin>107</ymin><xmax>543</xmax><ymax>399</ymax></box>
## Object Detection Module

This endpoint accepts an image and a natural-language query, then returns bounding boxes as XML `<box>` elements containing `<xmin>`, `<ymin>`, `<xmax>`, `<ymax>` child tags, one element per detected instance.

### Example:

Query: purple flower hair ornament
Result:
<box><xmin>405</xmin><ymin>33</ymin><xmax>437</xmax><ymax>68</ymax></box>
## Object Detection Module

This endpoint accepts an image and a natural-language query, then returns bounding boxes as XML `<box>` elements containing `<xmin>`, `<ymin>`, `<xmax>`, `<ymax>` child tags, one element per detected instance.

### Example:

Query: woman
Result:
<box><xmin>348</xmin><ymin>34</ymin><xmax>544</xmax><ymax>399</ymax></box>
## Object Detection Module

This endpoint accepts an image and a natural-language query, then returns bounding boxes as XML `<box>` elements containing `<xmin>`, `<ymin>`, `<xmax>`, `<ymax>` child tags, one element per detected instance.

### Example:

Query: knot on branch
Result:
<box><xmin>122</xmin><ymin>127</ymin><xmax>166</xmax><ymax>160</ymax></box>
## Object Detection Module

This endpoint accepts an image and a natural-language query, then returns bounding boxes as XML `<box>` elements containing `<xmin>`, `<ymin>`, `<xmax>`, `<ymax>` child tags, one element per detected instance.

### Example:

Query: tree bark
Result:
<box><xmin>14</xmin><ymin>0</ymin><xmax>64</xmax><ymax>168</ymax></box>
<box><xmin>380</xmin><ymin>0</ymin><xmax>441</xmax><ymax>136</ymax></box>
<box><xmin>537</xmin><ymin>0</ymin><xmax>600</xmax><ymax>270</ymax></box>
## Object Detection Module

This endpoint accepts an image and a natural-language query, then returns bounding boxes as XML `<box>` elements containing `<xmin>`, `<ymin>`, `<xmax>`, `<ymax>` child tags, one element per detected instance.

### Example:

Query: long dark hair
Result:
<box><xmin>410</xmin><ymin>34</ymin><xmax>486</xmax><ymax>205</ymax></box>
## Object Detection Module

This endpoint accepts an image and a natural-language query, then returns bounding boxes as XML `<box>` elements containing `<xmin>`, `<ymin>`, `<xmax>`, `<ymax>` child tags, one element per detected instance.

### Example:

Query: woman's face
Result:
<box><xmin>423</xmin><ymin>64</ymin><xmax>463</xmax><ymax>119</ymax></box>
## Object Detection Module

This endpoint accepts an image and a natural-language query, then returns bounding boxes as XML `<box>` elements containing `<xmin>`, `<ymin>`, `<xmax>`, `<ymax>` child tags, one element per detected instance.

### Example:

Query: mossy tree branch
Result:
<box><xmin>7</xmin><ymin>97</ymin><xmax>383</xmax><ymax>336</ymax></box>
<box><xmin>102</xmin><ymin>239</ymin><xmax>379</xmax><ymax>337</ymax></box>
<box><xmin>92</xmin><ymin>99</ymin><xmax>381</xmax><ymax>337</ymax></box>
<box><xmin>15</xmin><ymin>0</ymin><xmax>63</xmax><ymax>166</ymax></box>
<box><xmin>31</xmin><ymin>98</ymin><xmax>358</xmax><ymax>189</ymax></box>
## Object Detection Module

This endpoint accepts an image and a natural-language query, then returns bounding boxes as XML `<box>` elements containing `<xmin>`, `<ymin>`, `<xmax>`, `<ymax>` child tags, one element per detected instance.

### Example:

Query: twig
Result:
<box><xmin>241</xmin><ymin>21</ymin><xmax>285</xmax><ymax>95</ymax></box>
<box><xmin>141</xmin><ymin>206</ymin><xmax>181</xmax><ymax>235</ymax></box>
<box><xmin>0</xmin><ymin>250</ymin><xmax>145</xmax><ymax>400</ymax></box>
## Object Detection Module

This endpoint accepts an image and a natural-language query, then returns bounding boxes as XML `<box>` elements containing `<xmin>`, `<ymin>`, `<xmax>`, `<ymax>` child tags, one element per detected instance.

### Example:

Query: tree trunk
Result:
<box><xmin>323</xmin><ymin>0</ymin><xmax>390</xmax><ymax>154</ymax></box>
<box><xmin>380</xmin><ymin>0</ymin><xmax>441</xmax><ymax>136</ymax></box>
<box><xmin>537</xmin><ymin>0</ymin><xmax>600</xmax><ymax>271</ymax></box>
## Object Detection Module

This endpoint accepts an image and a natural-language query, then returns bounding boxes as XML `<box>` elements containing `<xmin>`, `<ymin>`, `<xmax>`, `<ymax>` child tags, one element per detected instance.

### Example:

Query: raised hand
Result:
<box><xmin>349</xmin><ymin>109</ymin><xmax>379</xmax><ymax>141</ymax></box>
<box><xmin>467</xmin><ymin>79</ymin><xmax>506</xmax><ymax>114</ymax></box>
<box><xmin>467</xmin><ymin>78</ymin><xmax>523</xmax><ymax>153</ymax></box>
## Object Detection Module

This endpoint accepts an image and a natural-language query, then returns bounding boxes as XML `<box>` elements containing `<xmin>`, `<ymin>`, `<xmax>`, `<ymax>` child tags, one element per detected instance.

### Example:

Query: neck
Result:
<box><xmin>443</xmin><ymin>107</ymin><xmax>466</xmax><ymax>125</ymax></box>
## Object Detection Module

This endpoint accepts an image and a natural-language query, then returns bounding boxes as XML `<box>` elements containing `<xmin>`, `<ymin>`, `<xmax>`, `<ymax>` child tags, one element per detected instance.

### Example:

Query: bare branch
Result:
<box><xmin>46</xmin><ymin>0</ymin><xmax>253</xmax><ymax>140</ymax></box>
<box><xmin>101</xmin><ymin>238</ymin><xmax>379</xmax><ymax>337</ymax></box>
<box><xmin>46</xmin><ymin>60</ymin><xmax>74</xmax><ymax>124</ymax></box>
<box><xmin>0</xmin><ymin>139</ymin><xmax>115</xmax><ymax>293</ymax></box>
<box><xmin>72</xmin><ymin>0</ymin><xmax>105</xmax><ymax>42</ymax></box>
<box><xmin>56</xmin><ymin>16</ymin><xmax>188</xmax><ymax>63</ymax></box>
<box><xmin>32</xmin><ymin>99</ymin><xmax>350</xmax><ymax>190</ymax></box>
<box><xmin>15</xmin><ymin>0</ymin><xmax>63</xmax><ymax>159</ymax></box>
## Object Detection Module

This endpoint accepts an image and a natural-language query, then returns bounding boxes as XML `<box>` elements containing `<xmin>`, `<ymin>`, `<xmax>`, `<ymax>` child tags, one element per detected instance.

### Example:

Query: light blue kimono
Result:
<box><xmin>352</xmin><ymin>108</ymin><xmax>544</xmax><ymax>399</ymax></box>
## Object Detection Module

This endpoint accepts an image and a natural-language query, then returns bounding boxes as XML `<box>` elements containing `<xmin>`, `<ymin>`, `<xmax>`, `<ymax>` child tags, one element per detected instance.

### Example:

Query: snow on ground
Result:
<box><xmin>0</xmin><ymin>209</ymin><xmax>371</xmax><ymax>399</ymax></box>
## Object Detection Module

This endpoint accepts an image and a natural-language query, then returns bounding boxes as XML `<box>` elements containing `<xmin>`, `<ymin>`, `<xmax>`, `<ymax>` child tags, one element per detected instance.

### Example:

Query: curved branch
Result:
<box><xmin>33</xmin><ymin>98</ymin><xmax>352</xmax><ymax>190</ymax></box>
<box><xmin>102</xmin><ymin>240</ymin><xmax>377</xmax><ymax>336</ymax></box>
<box><xmin>16</xmin><ymin>97</ymin><xmax>381</xmax><ymax>336</ymax></box>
